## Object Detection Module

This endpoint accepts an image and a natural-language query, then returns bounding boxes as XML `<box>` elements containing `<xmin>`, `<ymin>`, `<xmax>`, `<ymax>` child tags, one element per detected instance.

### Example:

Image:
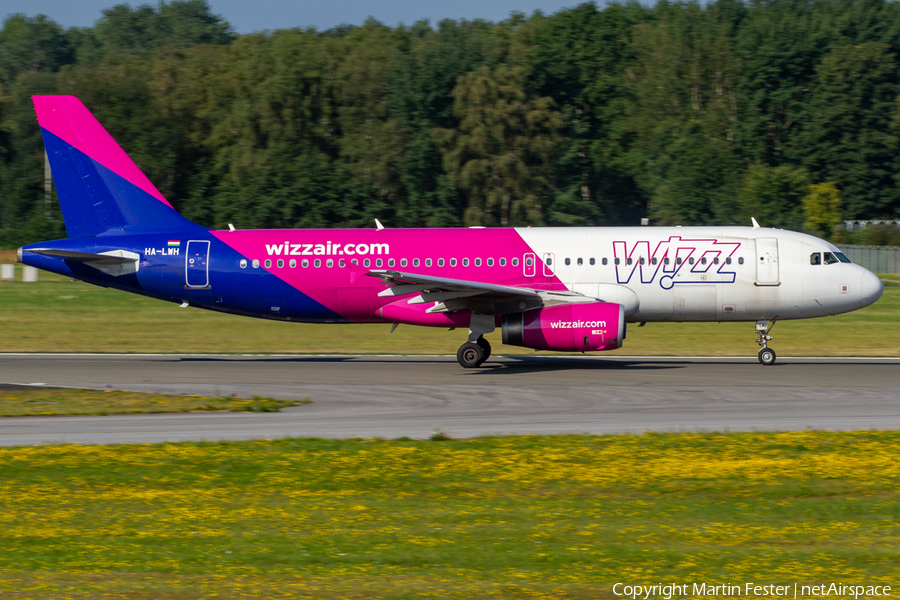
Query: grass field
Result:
<box><xmin>1</xmin><ymin>432</ymin><xmax>897</xmax><ymax>598</ymax></box>
<box><xmin>0</xmin><ymin>265</ymin><xmax>898</xmax><ymax>356</ymax></box>
<box><xmin>0</xmin><ymin>389</ymin><xmax>306</xmax><ymax>416</ymax></box>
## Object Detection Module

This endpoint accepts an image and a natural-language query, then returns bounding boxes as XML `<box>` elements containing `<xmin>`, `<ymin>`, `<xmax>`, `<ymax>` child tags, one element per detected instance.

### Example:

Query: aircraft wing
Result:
<box><xmin>367</xmin><ymin>270</ymin><xmax>593</xmax><ymax>314</ymax></box>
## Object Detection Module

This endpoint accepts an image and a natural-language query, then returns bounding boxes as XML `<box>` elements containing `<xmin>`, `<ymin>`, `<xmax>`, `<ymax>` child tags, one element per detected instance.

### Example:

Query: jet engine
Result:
<box><xmin>501</xmin><ymin>302</ymin><xmax>625</xmax><ymax>352</ymax></box>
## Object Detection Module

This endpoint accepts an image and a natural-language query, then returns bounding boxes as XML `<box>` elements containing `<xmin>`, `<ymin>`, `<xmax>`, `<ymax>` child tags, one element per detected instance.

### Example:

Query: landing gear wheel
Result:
<box><xmin>755</xmin><ymin>320</ymin><xmax>777</xmax><ymax>366</ymax></box>
<box><xmin>758</xmin><ymin>348</ymin><xmax>776</xmax><ymax>366</ymax></box>
<box><xmin>476</xmin><ymin>337</ymin><xmax>492</xmax><ymax>361</ymax></box>
<box><xmin>457</xmin><ymin>342</ymin><xmax>486</xmax><ymax>368</ymax></box>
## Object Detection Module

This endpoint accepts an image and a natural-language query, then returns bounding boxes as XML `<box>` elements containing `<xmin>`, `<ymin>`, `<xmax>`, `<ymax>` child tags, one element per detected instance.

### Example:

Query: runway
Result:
<box><xmin>1</xmin><ymin>354</ymin><xmax>899</xmax><ymax>445</ymax></box>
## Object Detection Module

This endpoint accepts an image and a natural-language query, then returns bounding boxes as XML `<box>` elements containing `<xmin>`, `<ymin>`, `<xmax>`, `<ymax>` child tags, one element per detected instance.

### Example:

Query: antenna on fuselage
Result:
<box><xmin>375</xmin><ymin>218</ymin><xmax>385</xmax><ymax>231</ymax></box>
<box><xmin>751</xmin><ymin>217</ymin><xmax>761</xmax><ymax>228</ymax></box>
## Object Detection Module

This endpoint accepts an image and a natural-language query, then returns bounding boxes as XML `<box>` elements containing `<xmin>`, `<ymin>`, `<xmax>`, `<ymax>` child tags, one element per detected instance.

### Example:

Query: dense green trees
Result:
<box><xmin>3</xmin><ymin>0</ymin><xmax>900</xmax><ymax>247</ymax></box>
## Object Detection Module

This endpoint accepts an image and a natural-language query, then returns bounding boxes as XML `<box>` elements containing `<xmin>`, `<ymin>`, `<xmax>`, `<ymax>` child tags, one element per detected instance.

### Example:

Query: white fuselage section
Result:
<box><xmin>514</xmin><ymin>226</ymin><xmax>883</xmax><ymax>322</ymax></box>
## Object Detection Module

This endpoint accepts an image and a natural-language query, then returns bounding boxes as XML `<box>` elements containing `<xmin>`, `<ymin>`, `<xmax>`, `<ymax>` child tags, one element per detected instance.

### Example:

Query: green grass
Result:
<box><xmin>1</xmin><ymin>268</ymin><xmax>898</xmax><ymax>355</ymax></box>
<box><xmin>1</xmin><ymin>432</ymin><xmax>898</xmax><ymax>598</ymax></box>
<box><xmin>0</xmin><ymin>389</ymin><xmax>307</xmax><ymax>416</ymax></box>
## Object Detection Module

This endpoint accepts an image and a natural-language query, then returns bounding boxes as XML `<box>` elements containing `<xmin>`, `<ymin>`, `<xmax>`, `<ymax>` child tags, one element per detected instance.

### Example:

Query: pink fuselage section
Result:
<box><xmin>212</xmin><ymin>228</ymin><xmax>566</xmax><ymax>324</ymax></box>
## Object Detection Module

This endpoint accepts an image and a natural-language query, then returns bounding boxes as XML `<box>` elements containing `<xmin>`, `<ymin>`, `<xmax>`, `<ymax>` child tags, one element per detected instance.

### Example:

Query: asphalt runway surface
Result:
<box><xmin>1</xmin><ymin>354</ymin><xmax>898</xmax><ymax>445</ymax></box>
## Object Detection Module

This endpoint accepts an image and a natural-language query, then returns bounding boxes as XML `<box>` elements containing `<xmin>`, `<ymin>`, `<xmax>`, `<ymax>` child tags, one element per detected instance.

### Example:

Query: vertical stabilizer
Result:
<box><xmin>33</xmin><ymin>95</ymin><xmax>199</xmax><ymax>237</ymax></box>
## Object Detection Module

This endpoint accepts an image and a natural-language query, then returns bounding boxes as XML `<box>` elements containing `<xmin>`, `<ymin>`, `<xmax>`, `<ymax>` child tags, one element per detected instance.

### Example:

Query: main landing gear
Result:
<box><xmin>457</xmin><ymin>313</ymin><xmax>495</xmax><ymax>368</ymax></box>
<box><xmin>457</xmin><ymin>337</ymin><xmax>491</xmax><ymax>368</ymax></box>
<box><xmin>756</xmin><ymin>320</ymin><xmax>777</xmax><ymax>366</ymax></box>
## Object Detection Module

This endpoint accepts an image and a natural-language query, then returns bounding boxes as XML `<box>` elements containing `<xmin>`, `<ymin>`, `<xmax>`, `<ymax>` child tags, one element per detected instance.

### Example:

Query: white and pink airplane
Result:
<box><xmin>19</xmin><ymin>96</ymin><xmax>885</xmax><ymax>367</ymax></box>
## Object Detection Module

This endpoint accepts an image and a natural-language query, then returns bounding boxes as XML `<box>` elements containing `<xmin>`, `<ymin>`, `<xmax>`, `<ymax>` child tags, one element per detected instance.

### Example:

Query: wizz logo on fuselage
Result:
<box><xmin>613</xmin><ymin>237</ymin><xmax>741</xmax><ymax>289</ymax></box>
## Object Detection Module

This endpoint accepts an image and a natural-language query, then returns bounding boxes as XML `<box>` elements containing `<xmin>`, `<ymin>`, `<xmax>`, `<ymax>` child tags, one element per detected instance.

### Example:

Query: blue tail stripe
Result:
<box><xmin>42</xmin><ymin>128</ymin><xmax>199</xmax><ymax>237</ymax></box>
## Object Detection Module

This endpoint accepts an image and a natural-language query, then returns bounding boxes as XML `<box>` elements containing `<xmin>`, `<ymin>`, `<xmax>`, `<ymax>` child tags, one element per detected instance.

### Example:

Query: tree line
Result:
<box><xmin>2</xmin><ymin>0</ymin><xmax>900</xmax><ymax>248</ymax></box>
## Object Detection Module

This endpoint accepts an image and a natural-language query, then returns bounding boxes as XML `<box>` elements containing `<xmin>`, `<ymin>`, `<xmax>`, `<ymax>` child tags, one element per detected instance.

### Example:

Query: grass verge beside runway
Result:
<box><xmin>0</xmin><ymin>389</ymin><xmax>306</xmax><ymax>416</ymax></box>
<box><xmin>1</xmin><ymin>432</ymin><xmax>897</xmax><ymax>599</ymax></box>
<box><xmin>0</xmin><ymin>269</ymin><xmax>898</xmax><ymax>356</ymax></box>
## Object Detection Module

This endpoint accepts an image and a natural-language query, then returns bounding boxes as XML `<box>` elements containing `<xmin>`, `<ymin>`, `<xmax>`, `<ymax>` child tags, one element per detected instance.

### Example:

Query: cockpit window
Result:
<box><xmin>810</xmin><ymin>252</ymin><xmax>821</xmax><ymax>265</ymax></box>
<box><xmin>823</xmin><ymin>251</ymin><xmax>839</xmax><ymax>265</ymax></box>
<box><xmin>835</xmin><ymin>252</ymin><xmax>851</xmax><ymax>263</ymax></box>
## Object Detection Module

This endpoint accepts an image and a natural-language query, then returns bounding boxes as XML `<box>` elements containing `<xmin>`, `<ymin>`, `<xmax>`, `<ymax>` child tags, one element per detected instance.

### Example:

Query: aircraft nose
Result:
<box><xmin>859</xmin><ymin>269</ymin><xmax>883</xmax><ymax>309</ymax></box>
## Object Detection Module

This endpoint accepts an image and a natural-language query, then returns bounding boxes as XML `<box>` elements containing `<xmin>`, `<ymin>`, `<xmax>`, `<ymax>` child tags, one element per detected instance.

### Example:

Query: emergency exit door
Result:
<box><xmin>755</xmin><ymin>238</ymin><xmax>779</xmax><ymax>285</ymax></box>
<box><xmin>185</xmin><ymin>240</ymin><xmax>210</xmax><ymax>288</ymax></box>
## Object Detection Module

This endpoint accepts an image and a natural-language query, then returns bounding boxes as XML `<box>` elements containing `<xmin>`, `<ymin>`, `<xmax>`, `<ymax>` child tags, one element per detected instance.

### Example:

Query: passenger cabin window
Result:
<box><xmin>315</xmin><ymin>259</ymin><xmax>322</xmax><ymax>268</ymax></box>
<box><xmin>589</xmin><ymin>258</ymin><xmax>595</xmax><ymax>266</ymax></box>
<box><xmin>388</xmin><ymin>259</ymin><xmax>395</xmax><ymax>267</ymax></box>
<box><xmin>688</xmin><ymin>257</ymin><xmax>695</xmax><ymax>265</ymax></box>
<box><xmin>339</xmin><ymin>259</ymin><xmax>345</xmax><ymax>267</ymax></box>
<box><xmin>363</xmin><ymin>259</ymin><xmax>370</xmax><ymax>267</ymax></box>
<box><xmin>375</xmin><ymin>259</ymin><xmax>383</xmax><ymax>267</ymax></box>
<box><xmin>400</xmin><ymin>258</ymin><xmax>408</xmax><ymax>267</ymax></box>
<box><xmin>487</xmin><ymin>258</ymin><xmax>493</xmax><ymax>267</ymax></box>
<box><xmin>276</xmin><ymin>259</ymin><xmax>284</xmax><ymax>268</ymax></box>
<box><xmin>639</xmin><ymin>257</ymin><xmax>645</xmax><ymax>265</ymax></box>
<box><xmin>565</xmin><ymin>258</ymin><xmax>571</xmax><ymax>266</ymax></box>
<box><xmin>252</xmin><ymin>259</ymin><xmax>259</xmax><ymax>269</ymax></box>
<box><xmin>725</xmin><ymin>257</ymin><xmax>732</xmax><ymax>265</ymax></box>
<box><xmin>713</xmin><ymin>257</ymin><xmax>719</xmax><ymax>264</ymax></box>
<box><xmin>824</xmin><ymin>252</ymin><xmax>839</xmax><ymax>265</ymax></box>
<box><xmin>438</xmin><ymin>258</ymin><xmax>445</xmax><ymax>267</ymax></box>
<box><xmin>474</xmin><ymin>258</ymin><xmax>482</xmax><ymax>267</ymax></box>
<box><xmin>450</xmin><ymin>258</ymin><xmax>457</xmax><ymax>267</ymax></box>
<box><xmin>602</xmin><ymin>258</ymin><xmax>608</xmax><ymax>266</ymax></box>
<box><xmin>327</xmin><ymin>259</ymin><xmax>334</xmax><ymax>268</ymax></box>
<box><xmin>512</xmin><ymin>258</ymin><xmax>519</xmax><ymax>267</ymax></box>
<box><xmin>614</xmin><ymin>258</ymin><xmax>620</xmax><ymax>266</ymax></box>
<box><xmin>413</xmin><ymin>258</ymin><xmax>420</xmax><ymax>267</ymax></box>
<box><xmin>524</xmin><ymin>257</ymin><xmax>532</xmax><ymax>267</ymax></box>
<box><xmin>350</xmin><ymin>258</ymin><xmax>358</xmax><ymax>266</ymax></box>
<box><xmin>810</xmin><ymin>252</ymin><xmax>822</xmax><ymax>265</ymax></box>
<box><xmin>462</xmin><ymin>258</ymin><xmax>469</xmax><ymax>267</ymax></box>
<box><xmin>738</xmin><ymin>257</ymin><xmax>744</xmax><ymax>265</ymax></box>
<box><xmin>627</xmin><ymin>257</ymin><xmax>633</xmax><ymax>265</ymax></box>
<box><xmin>265</xmin><ymin>259</ymin><xmax>272</xmax><ymax>268</ymax></box>
<box><xmin>546</xmin><ymin>257</ymin><xmax>553</xmax><ymax>266</ymax></box>
<box><xmin>664</xmin><ymin>257</ymin><xmax>670</xmax><ymax>265</ymax></box>
<box><xmin>651</xmin><ymin>258</ymin><xmax>658</xmax><ymax>265</ymax></box>
<box><xmin>426</xmin><ymin>258</ymin><xmax>432</xmax><ymax>267</ymax></box>
<box><xmin>302</xmin><ymin>259</ymin><xmax>309</xmax><ymax>268</ymax></box>
<box><xmin>289</xmin><ymin>259</ymin><xmax>296</xmax><ymax>268</ymax></box>
<box><xmin>577</xmin><ymin>258</ymin><xmax>583</xmax><ymax>266</ymax></box>
<box><xmin>499</xmin><ymin>258</ymin><xmax>506</xmax><ymax>267</ymax></box>
<box><xmin>676</xmin><ymin>257</ymin><xmax>683</xmax><ymax>265</ymax></box>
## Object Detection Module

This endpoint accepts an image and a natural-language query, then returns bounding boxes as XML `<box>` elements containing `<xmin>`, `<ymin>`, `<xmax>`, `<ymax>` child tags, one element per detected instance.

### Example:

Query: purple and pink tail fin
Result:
<box><xmin>33</xmin><ymin>95</ymin><xmax>200</xmax><ymax>238</ymax></box>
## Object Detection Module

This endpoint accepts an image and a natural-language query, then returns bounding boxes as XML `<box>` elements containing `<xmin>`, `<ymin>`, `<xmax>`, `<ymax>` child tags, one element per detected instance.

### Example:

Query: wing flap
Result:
<box><xmin>367</xmin><ymin>270</ymin><xmax>541</xmax><ymax>297</ymax></box>
<box><xmin>367</xmin><ymin>270</ymin><xmax>599</xmax><ymax>315</ymax></box>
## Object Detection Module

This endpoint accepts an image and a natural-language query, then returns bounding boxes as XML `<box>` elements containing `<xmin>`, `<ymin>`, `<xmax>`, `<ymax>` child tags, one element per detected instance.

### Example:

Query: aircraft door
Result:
<box><xmin>542</xmin><ymin>252</ymin><xmax>555</xmax><ymax>277</ymax></box>
<box><xmin>523</xmin><ymin>253</ymin><xmax>536</xmax><ymax>277</ymax></box>
<box><xmin>755</xmin><ymin>238</ymin><xmax>779</xmax><ymax>285</ymax></box>
<box><xmin>185</xmin><ymin>240</ymin><xmax>210</xmax><ymax>288</ymax></box>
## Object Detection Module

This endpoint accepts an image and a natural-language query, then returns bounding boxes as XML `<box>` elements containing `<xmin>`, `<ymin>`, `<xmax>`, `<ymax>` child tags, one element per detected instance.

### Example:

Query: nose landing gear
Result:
<box><xmin>756</xmin><ymin>320</ymin><xmax>777</xmax><ymax>365</ymax></box>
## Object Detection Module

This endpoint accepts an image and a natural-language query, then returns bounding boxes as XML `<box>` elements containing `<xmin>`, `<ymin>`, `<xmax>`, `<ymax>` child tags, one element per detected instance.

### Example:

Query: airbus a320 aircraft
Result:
<box><xmin>18</xmin><ymin>96</ymin><xmax>884</xmax><ymax>367</ymax></box>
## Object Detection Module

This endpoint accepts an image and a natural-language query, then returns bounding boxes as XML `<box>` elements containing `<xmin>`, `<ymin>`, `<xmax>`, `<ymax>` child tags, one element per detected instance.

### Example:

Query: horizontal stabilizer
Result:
<box><xmin>28</xmin><ymin>248</ymin><xmax>140</xmax><ymax>277</ymax></box>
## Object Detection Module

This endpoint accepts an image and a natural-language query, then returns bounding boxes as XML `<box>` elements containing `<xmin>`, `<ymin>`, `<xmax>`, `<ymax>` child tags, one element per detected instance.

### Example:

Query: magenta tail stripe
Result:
<box><xmin>33</xmin><ymin>95</ymin><xmax>173</xmax><ymax>208</ymax></box>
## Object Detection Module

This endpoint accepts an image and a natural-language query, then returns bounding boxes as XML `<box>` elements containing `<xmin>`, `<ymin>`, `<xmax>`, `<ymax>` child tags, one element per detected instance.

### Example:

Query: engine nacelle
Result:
<box><xmin>502</xmin><ymin>302</ymin><xmax>625</xmax><ymax>352</ymax></box>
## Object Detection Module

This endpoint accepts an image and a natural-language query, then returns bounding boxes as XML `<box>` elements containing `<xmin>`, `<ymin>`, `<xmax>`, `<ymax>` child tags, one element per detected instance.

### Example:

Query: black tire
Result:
<box><xmin>476</xmin><ymin>337</ymin><xmax>492</xmax><ymax>361</ymax></box>
<box><xmin>758</xmin><ymin>348</ymin><xmax>776</xmax><ymax>366</ymax></box>
<box><xmin>457</xmin><ymin>342</ymin><xmax>485</xmax><ymax>368</ymax></box>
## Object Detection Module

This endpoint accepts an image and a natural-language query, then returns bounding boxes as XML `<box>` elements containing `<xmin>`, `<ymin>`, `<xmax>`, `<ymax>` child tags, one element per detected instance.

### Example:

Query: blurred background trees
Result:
<box><xmin>2</xmin><ymin>0</ymin><xmax>900</xmax><ymax>247</ymax></box>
